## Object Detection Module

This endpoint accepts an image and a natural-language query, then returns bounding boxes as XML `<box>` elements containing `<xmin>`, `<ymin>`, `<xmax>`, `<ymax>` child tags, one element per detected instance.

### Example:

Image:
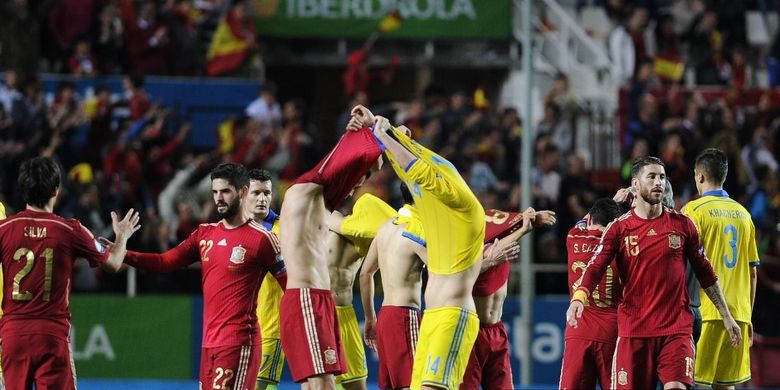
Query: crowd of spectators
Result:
<box><xmin>1</xmin><ymin>1</ymin><xmax>780</xmax><ymax>337</ymax></box>
<box><xmin>0</xmin><ymin>0</ymin><xmax>261</xmax><ymax>82</ymax></box>
<box><xmin>592</xmin><ymin>0</ymin><xmax>769</xmax><ymax>87</ymax></box>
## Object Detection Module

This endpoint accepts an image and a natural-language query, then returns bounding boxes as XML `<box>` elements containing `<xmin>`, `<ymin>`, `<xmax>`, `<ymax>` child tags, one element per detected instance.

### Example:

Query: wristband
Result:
<box><xmin>571</xmin><ymin>289</ymin><xmax>588</xmax><ymax>304</ymax></box>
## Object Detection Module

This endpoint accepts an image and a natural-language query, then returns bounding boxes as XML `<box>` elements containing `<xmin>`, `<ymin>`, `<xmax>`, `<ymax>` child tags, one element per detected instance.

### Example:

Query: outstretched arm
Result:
<box><xmin>481</xmin><ymin>207</ymin><xmax>536</xmax><ymax>272</ymax></box>
<box><xmin>359</xmin><ymin>238</ymin><xmax>380</xmax><ymax>351</ymax></box>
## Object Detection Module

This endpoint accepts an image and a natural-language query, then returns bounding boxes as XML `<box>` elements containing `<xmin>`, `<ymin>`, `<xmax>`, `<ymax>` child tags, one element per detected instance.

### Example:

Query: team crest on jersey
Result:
<box><xmin>323</xmin><ymin>348</ymin><xmax>337</xmax><ymax>365</ymax></box>
<box><xmin>618</xmin><ymin>369</ymin><xmax>628</xmax><ymax>385</ymax></box>
<box><xmin>668</xmin><ymin>233</ymin><xmax>681</xmax><ymax>249</ymax></box>
<box><xmin>230</xmin><ymin>245</ymin><xmax>246</xmax><ymax>264</ymax></box>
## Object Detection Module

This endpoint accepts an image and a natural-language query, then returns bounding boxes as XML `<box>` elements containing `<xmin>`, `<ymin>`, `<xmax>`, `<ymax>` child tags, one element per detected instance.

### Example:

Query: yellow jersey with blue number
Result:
<box><xmin>382</xmin><ymin>126</ymin><xmax>484</xmax><ymax>275</ymax></box>
<box><xmin>339</xmin><ymin>193</ymin><xmax>396</xmax><ymax>257</ymax></box>
<box><xmin>682</xmin><ymin>190</ymin><xmax>759</xmax><ymax>323</ymax></box>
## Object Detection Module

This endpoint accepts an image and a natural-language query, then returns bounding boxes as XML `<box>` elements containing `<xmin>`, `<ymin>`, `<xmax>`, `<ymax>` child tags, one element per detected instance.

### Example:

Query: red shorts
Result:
<box><xmin>199</xmin><ymin>344</ymin><xmax>260</xmax><ymax>390</ymax></box>
<box><xmin>376</xmin><ymin>305</ymin><xmax>421</xmax><ymax>389</ymax></box>
<box><xmin>611</xmin><ymin>334</ymin><xmax>695</xmax><ymax>389</ymax></box>
<box><xmin>1</xmin><ymin>333</ymin><xmax>76</xmax><ymax>390</ymax></box>
<box><xmin>293</xmin><ymin>127</ymin><xmax>382</xmax><ymax>211</ymax></box>
<box><xmin>280</xmin><ymin>288</ymin><xmax>347</xmax><ymax>382</ymax></box>
<box><xmin>461</xmin><ymin>322</ymin><xmax>513</xmax><ymax>390</ymax></box>
<box><xmin>559</xmin><ymin>338</ymin><xmax>615</xmax><ymax>390</ymax></box>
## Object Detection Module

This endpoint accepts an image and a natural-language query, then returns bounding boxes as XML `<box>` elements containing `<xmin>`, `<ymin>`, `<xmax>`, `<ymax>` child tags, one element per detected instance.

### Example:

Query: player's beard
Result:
<box><xmin>217</xmin><ymin>198</ymin><xmax>241</xmax><ymax>219</ymax></box>
<box><xmin>639</xmin><ymin>185</ymin><xmax>662</xmax><ymax>205</ymax></box>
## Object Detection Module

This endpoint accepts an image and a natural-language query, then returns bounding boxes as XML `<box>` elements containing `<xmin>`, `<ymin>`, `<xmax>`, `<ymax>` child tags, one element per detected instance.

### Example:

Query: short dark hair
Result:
<box><xmin>248</xmin><ymin>168</ymin><xmax>272</xmax><ymax>182</ymax></box>
<box><xmin>589</xmin><ymin>198</ymin><xmax>621</xmax><ymax>226</ymax></box>
<box><xmin>210</xmin><ymin>163</ymin><xmax>248</xmax><ymax>190</ymax></box>
<box><xmin>631</xmin><ymin>156</ymin><xmax>665</xmax><ymax>178</ymax></box>
<box><xmin>695</xmin><ymin>148</ymin><xmax>728</xmax><ymax>185</ymax></box>
<box><xmin>399</xmin><ymin>182</ymin><xmax>414</xmax><ymax>205</ymax></box>
<box><xmin>19</xmin><ymin>157</ymin><xmax>61</xmax><ymax>208</ymax></box>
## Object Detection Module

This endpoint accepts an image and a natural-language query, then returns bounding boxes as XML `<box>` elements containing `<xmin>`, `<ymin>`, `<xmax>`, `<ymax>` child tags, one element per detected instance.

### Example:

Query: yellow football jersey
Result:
<box><xmin>682</xmin><ymin>190</ymin><xmax>759</xmax><ymax>323</ymax></box>
<box><xmin>339</xmin><ymin>193</ymin><xmax>396</xmax><ymax>257</ymax></box>
<box><xmin>383</xmin><ymin>127</ymin><xmax>485</xmax><ymax>275</ymax></box>
<box><xmin>257</xmin><ymin>219</ymin><xmax>282</xmax><ymax>339</ymax></box>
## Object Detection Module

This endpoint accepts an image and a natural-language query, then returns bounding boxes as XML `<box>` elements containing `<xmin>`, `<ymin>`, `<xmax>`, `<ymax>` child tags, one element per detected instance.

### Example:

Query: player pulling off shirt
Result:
<box><xmin>278</xmin><ymin>107</ymin><xmax>383</xmax><ymax>389</ymax></box>
<box><xmin>365</xmin><ymin>107</ymin><xmax>485</xmax><ymax>390</ymax></box>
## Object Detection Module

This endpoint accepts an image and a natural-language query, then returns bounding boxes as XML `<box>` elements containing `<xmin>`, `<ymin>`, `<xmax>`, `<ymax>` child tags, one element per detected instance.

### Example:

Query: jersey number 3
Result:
<box><xmin>723</xmin><ymin>225</ymin><xmax>738</xmax><ymax>269</ymax></box>
<box><xmin>11</xmin><ymin>247</ymin><xmax>54</xmax><ymax>301</ymax></box>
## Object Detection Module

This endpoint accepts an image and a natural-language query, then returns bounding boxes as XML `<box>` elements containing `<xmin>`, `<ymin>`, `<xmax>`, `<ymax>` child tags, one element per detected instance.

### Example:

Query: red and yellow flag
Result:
<box><xmin>206</xmin><ymin>10</ymin><xmax>253</xmax><ymax>76</ymax></box>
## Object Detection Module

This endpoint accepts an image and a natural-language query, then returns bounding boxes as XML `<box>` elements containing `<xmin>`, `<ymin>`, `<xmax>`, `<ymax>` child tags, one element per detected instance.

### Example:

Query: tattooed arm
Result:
<box><xmin>703</xmin><ymin>282</ymin><xmax>742</xmax><ymax>347</ymax></box>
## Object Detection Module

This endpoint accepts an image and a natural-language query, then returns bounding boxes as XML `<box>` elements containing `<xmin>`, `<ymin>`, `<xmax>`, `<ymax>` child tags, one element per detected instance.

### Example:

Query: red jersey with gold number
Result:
<box><xmin>0</xmin><ymin>210</ymin><xmax>109</xmax><ymax>340</ymax></box>
<box><xmin>126</xmin><ymin>220</ymin><xmax>287</xmax><ymax>347</ymax></box>
<box><xmin>577</xmin><ymin>209</ymin><xmax>718</xmax><ymax>337</ymax></box>
<box><xmin>565</xmin><ymin>223</ymin><xmax>621</xmax><ymax>344</ymax></box>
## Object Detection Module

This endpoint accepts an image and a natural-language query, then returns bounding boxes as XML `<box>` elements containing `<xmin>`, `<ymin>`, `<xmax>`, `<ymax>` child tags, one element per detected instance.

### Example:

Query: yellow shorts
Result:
<box><xmin>695</xmin><ymin>320</ymin><xmax>751</xmax><ymax>386</ymax></box>
<box><xmin>411</xmin><ymin>307</ymin><xmax>479</xmax><ymax>389</ymax></box>
<box><xmin>335</xmin><ymin>305</ymin><xmax>368</xmax><ymax>384</ymax></box>
<box><xmin>256</xmin><ymin>338</ymin><xmax>285</xmax><ymax>385</ymax></box>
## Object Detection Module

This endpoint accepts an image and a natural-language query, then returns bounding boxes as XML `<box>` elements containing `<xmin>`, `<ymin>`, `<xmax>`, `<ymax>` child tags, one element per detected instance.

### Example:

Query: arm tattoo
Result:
<box><xmin>704</xmin><ymin>282</ymin><xmax>731</xmax><ymax>317</ymax></box>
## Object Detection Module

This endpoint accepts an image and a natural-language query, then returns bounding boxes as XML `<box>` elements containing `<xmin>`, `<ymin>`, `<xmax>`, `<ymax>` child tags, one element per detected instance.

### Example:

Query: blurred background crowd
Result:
<box><xmin>1</xmin><ymin>0</ymin><xmax>780</xmax><ymax>358</ymax></box>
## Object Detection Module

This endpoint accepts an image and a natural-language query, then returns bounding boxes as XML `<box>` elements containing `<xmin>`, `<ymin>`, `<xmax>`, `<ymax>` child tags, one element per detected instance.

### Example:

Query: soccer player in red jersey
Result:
<box><xmin>566</xmin><ymin>156</ymin><xmax>741</xmax><ymax>390</ymax></box>
<box><xmin>278</xmin><ymin>105</ymin><xmax>383</xmax><ymax>388</ymax></box>
<box><xmin>462</xmin><ymin>208</ymin><xmax>534</xmax><ymax>390</ymax></box>
<box><xmin>124</xmin><ymin>163</ymin><xmax>287</xmax><ymax>390</ymax></box>
<box><xmin>0</xmin><ymin>157</ymin><xmax>140</xmax><ymax>389</ymax></box>
<box><xmin>559</xmin><ymin>198</ymin><xmax>622</xmax><ymax>390</ymax></box>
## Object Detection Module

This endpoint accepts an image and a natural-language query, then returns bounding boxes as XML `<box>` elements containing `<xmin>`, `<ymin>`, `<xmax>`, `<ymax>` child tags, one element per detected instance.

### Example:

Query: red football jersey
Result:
<box><xmin>125</xmin><ymin>220</ymin><xmax>286</xmax><ymax>347</ymax></box>
<box><xmin>565</xmin><ymin>223</ymin><xmax>621</xmax><ymax>344</ymax></box>
<box><xmin>294</xmin><ymin>127</ymin><xmax>383</xmax><ymax>211</ymax></box>
<box><xmin>577</xmin><ymin>209</ymin><xmax>718</xmax><ymax>337</ymax></box>
<box><xmin>0</xmin><ymin>210</ymin><xmax>109</xmax><ymax>340</ymax></box>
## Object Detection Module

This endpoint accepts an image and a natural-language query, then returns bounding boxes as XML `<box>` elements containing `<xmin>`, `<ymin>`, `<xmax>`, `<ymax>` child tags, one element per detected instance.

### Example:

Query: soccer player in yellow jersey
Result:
<box><xmin>327</xmin><ymin>193</ymin><xmax>396</xmax><ymax>389</ymax></box>
<box><xmin>682</xmin><ymin>148</ymin><xmax>759</xmax><ymax>389</ymax></box>
<box><xmin>357</xmin><ymin>106</ymin><xmax>484</xmax><ymax>390</ymax></box>
<box><xmin>244</xmin><ymin>169</ymin><xmax>285</xmax><ymax>390</ymax></box>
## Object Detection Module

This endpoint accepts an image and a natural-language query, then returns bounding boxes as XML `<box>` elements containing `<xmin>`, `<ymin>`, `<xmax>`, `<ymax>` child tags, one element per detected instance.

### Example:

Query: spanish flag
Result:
<box><xmin>653</xmin><ymin>55</ymin><xmax>685</xmax><ymax>83</ymax></box>
<box><xmin>378</xmin><ymin>10</ymin><xmax>402</xmax><ymax>33</ymax></box>
<box><xmin>206</xmin><ymin>9</ymin><xmax>254</xmax><ymax>76</ymax></box>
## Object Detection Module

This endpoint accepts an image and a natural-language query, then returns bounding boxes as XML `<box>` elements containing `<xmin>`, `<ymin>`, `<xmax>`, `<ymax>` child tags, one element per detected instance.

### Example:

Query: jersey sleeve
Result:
<box><xmin>577</xmin><ymin>221</ymin><xmax>620</xmax><ymax>296</ymax></box>
<box><xmin>260</xmin><ymin>230</ymin><xmax>287</xmax><ymax>290</ymax></box>
<box><xmin>747</xmin><ymin>219</ymin><xmax>760</xmax><ymax>267</ymax></box>
<box><xmin>125</xmin><ymin>229</ymin><xmax>200</xmax><ymax>272</ymax></box>
<box><xmin>683</xmin><ymin>216</ymin><xmax>718</xmax><ymax>289</ymax></box>
<box><xmin>70</xmin><ymin>220</ymin><xmax>110</xmax><ymax>267</ymax></box>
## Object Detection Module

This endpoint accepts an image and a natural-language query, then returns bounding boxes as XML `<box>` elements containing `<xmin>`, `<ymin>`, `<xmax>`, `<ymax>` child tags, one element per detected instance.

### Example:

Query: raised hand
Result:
<box><xmin>347</xmin><ymin>105</ymin><xmax>375</xmax><ymax>131</ymax></box>
<box><xmin>112</xmin><ymin>208</ymin><xmax>141</xmax><ymax>242</ymax></box>
<box><xmin>533</xmin><ymin>209</ymin><xmax>556</xmax><ymax>227</ymax></box>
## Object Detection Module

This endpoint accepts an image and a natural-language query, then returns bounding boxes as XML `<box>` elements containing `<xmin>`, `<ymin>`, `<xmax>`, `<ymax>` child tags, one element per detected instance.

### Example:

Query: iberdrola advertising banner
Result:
<box><xmin>252</xmin><ymin>0</ymin><xmax>511</xmax><ymax>39</ymax></box>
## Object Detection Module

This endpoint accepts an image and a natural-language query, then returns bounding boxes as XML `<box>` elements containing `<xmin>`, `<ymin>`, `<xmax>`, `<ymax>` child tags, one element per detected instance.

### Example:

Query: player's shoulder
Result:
<box><xmin>611</xmin><ymin>211</ymin><xmax>632</xmax><ymax>226</ymax></box>
<box><xmin>247</xmin><ymin>220</ymin><xmax>281</xmax><ymax>248</ymax></box>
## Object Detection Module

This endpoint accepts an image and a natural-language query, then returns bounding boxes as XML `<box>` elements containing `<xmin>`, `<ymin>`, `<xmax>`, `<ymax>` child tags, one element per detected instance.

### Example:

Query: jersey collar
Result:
<box><xmin>261</xmin><ymin>209</ymin><xmax>279</xmax><ymax>230</ymax></box>
<box><xmin>703</xmin><ymin>189</ymin><xmax>729</xmax><ymax>198</ymax></box>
